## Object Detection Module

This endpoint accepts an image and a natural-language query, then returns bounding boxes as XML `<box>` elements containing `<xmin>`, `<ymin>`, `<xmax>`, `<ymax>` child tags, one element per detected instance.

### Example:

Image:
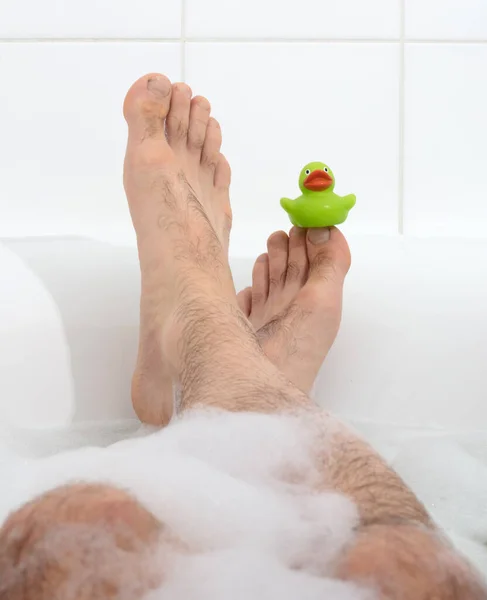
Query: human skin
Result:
<box><xmin>0</xmin><ymin>74</ymin><xmax>485</xmax><ymax>600</ymax></box>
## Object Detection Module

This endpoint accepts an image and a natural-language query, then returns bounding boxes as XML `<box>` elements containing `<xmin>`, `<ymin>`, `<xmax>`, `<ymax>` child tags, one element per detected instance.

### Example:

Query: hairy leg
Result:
<box><xmin>121</xmin><ymin>74</ymin><xmax>431</xmax><ymax>526</ymax></box>
<box><xmin>0</xmin><ymin>484</ymin><xmax>166</xmax><ymax>600</ymax></box>
<box><xmin>121</xmin><ymin>74</ymin><xmax>485</xmax><ymax>597</ymax></box>
<box><xmin>0</xmin><ymin>74</ymin><xmax>484</xmax><ymax>600</ymax></box>
<box><xmin>238</xmin><ymin>234</ymin><xmax>486</xmax><ymax>596</ymax></box>
<box><xmin>336</xmin><ymin>524</ymin><xmax>487</xmax><ymax>599</ymax></box>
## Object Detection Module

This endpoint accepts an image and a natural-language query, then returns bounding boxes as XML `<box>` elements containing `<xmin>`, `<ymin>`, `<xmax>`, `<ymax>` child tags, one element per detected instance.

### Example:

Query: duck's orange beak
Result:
<box><xmin>303</xmin><ymin>170</ymin><xmax>333</xmax><ymax>191</ymax></box>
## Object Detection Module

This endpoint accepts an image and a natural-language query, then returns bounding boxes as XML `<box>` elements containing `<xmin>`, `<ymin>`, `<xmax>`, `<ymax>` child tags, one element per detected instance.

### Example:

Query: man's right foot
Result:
<box><xmin>238</xmin><ymin>227</ymin><xmax>351</xmax><ymax>394</ymax></box>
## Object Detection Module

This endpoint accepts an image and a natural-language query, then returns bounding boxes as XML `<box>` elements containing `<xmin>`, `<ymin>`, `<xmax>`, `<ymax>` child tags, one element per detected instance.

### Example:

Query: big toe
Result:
<box><xmin>306</xmin><ymin>227</ymin><xmax>351</xmax><ymax>286</ymax></box>
<box><xmin>123</xmin><ymin>73</ymin><xmax>173</xmax><ymax>141</ymax></box>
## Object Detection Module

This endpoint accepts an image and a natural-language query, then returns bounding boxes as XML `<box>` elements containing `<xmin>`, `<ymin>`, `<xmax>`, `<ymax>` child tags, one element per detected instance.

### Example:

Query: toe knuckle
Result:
<box><xmin>175</xmin><ymin>120</ymin><xmax>189</xmax><ymax>139</ymax></box>
<box><xmin>268</xmin><ymin>276</ymin><xmax>281</xmax><ymax>289</ymax></box>
<box><xmin>139</xmin><ymin>97</ymin><xmax>168</xmax><ymax>119</ymax></box>
<box><xmin>312</xmin><ymin>253</ymin><xmax>338</xmax><ymax>279</ymax></box>
<box><xmin>190</xmin><ymin>132</ymin><xmax>206</xmax><ymax>150</ymax></box>
<box><xmin>286</xmin><ymin>261</ymin><xmax>301</xmax><ymax>282</ymax></box>
<box><xmin>201</xmin><ymin>151</ymin><xmax>219</xmax><ymax>171</ymax></box>
<box><xmin>167</xmin><ymin>115</ymin><xmax>189</xmax><ymax>140</ymax></box>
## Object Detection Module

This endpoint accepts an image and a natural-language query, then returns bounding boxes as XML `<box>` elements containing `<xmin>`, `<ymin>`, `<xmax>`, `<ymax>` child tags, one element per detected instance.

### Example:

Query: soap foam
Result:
<box><xmin>0</xmin><ymin>410</ymin><xmax>373</xmax><ymax>600</ymax></box>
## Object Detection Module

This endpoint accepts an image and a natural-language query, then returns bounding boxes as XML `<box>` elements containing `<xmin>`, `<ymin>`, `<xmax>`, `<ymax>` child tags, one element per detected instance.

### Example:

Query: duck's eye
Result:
<box><xmin>305</xmin><ymin>169</ymin><xmax>310</xmax><ymax>175</ymax></box>
<box><xmin>324</xmin><ymin>167</ymin><xmax>329</xmax><ymax>173</ymax></box>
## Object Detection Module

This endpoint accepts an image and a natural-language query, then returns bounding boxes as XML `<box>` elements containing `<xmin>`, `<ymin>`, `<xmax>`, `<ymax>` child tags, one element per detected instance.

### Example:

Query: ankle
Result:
<box><xmin>162</xmin><ymin>294</ymin><xmax>259</xmax><ymax>371</ymax></box>
<box><xmin>162</xmin><ymin>297</ymin><xmax>311</xmax><ymax>412</ymax></box>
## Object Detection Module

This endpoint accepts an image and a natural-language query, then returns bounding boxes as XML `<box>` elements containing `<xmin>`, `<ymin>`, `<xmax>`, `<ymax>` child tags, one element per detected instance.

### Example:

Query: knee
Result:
<box><xmin>335</xmin><ymin>523</ymin><xmax>487</xmax><ymax>599</ymax></box>
<box><xmin>0</xmin><ymin>483</ymin><xmax>163</xmax><ymax>600</ymax></box>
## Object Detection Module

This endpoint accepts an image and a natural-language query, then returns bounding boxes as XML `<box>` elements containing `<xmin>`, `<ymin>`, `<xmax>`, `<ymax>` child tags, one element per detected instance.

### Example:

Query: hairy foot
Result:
<box><xmin>124</xmin><ymin>74</ymin><xmax>233</xmax><ymax>426</ymax></box>
<box><xmin>125</xmin><ymin>73</ymin><xmax>348</xmax><ymax>425</ymax></box>
<box><xmin>237</xmin><ymin>227</ymin><xmax>351</xmax><ymax>394</ymax></box>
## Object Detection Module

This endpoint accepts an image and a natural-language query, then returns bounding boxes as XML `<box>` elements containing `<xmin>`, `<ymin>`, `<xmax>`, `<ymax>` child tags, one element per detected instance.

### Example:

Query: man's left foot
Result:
<box><xmin>238</xmin><ymin>227</ymin><xmax>351</xmax><ymax>394</ymax></box>
<box><xmin>124</xmin><ymin>74</ymin><xmax>233</xmax><ymax>426</ymax></box>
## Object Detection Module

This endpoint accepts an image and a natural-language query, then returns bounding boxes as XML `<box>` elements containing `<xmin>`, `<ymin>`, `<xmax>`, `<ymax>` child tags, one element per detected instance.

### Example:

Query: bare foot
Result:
<box><xmin>124</xmin><ymin>74</ymin><xmax>233</xmax><ymax>426</ymax></box>
<box><xmin>125</xmin><ymin>73</ymin><xmax>349</xmax><ymax>425</ymax></box>
<box><xmin>237</xmin><ymin>227</ymin><xmax>351</xmax><ymax>394</ymax></box>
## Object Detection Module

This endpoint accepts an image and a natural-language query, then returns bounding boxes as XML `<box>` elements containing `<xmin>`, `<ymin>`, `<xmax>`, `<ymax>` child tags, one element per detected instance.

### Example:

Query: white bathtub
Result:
<box><xmin>1</xmin><ymin>234</ymin><xmax>486</xmax><ymax>431</ymax></box>
<box><xmin>1</xmin><ymin>234</ymin><xmax>487</xmax><ymax>575</ymax></box>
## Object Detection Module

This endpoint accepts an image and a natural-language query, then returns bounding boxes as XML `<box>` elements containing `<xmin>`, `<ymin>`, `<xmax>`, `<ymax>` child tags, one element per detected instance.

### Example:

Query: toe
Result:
<box><xmin>267</xmin><ymin>231</ymin><xmax>289</xmax><ymax>294</ymax></box>
<box><xmin>201</xmin><ymin>118</ymin><xmax>222</xmax><ymax>176</ymax></box>
<box><xmin>286</xmin><ymin>227</ymin><xmax>308</xmax><ymax>287</ymax></box>
<box><xmin>237</xmin><ymin>287</ymin><xmax>252</xmax><ymax>317</ymax></box>
<box><xmin>251</xmin><ymin>253</ymin><xmax>270</xmax><ymax>308</ymax></box>
<box><xmin>214</xmin><ymin>153</ymin><xmax>232</xmax><ymax>190</ymax></box>
<box><xmin>123</xmin><ymin>73</ymin><xmax>172</xmax><ymax>142</ymax></box>
<box><xmin>166</xmin><ymin>82</ymin><xmax>192</xmax><ymax>150</ymax></box>
<box><xmin>212</xmin><ymin>153</ymin><xmax>232</xmax><ymax>250</ymax></box>
<box><xmin>187</xmin><ymin>95</ymin><xmax>211</xmax><ymax>158</ymax></box>
<box><xmin>306</xmin><ymin>227</ymin><xmax>351</xmax><ymax>286</ymax></box>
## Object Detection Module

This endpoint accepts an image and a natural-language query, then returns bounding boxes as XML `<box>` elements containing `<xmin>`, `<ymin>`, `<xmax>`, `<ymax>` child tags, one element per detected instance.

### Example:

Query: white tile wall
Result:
<box><xmin>0</xmin><ymin>43</ymin><xmax>181</xmax><ymax>237</ymax></box>
<box><xmin>406</xmin><ymin>0</ymin><xmax>487</xmax><ymax>40</ymax></box>
<box><xmin>185</xmin><ymin>0</ymin><xmax>400</xmax><ymax>39</ymax></box>
<box><xmin>404</xmin><ymin>44</ymin><xmax>487</xmax><ymax>236</ymax></box>
<box><xmin>0</xmin><ymin>0</ymin><xmax>182</xmax><ymax>38</ymax></box>
<box><xmin>0</xmin><ymin>0</ymin><xmax>486</xmax><ymax>242</ymax></box>
<box><xmin>187</xmin><ymin>42</ymin><xmax>400</xmax><ymax>238</ymax></box>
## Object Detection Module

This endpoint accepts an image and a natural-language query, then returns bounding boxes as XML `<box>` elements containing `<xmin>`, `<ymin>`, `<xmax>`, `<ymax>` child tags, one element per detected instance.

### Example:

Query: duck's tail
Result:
<box><xmin>280</xmin><ymin>197</ymin><xmax>293</xmax><ymax>213</ymax></box>
<box><xmin>342</xmin><ymin>194</ymin><xmax>356</xmax><ymax>210</ymax></box>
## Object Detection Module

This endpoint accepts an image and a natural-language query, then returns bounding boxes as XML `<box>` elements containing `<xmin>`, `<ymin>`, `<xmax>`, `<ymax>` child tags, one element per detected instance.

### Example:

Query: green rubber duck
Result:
<box><xmin>281</xmin><ymin>162</ymin><xmax>356</xmax><ymax>228</ymax></box>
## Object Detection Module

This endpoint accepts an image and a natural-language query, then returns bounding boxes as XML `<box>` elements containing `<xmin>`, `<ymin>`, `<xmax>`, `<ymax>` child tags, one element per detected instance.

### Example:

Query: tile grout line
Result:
<box><xmin>398</xmin><ymin>0</ymin><xmax>406</xmax><ymax>235</ymax></box>
<box><xmin>179</xmin><ymin>37</ymin><xmax>487</xmax><ymax>44</ymax></box>
<box><xmin>180</xmin><ymin>0</ymin><xmax>186</xmax><ymax>81</ymax></box>
<box><xmin>180</xmin><ymin>37</ymin><xmax>402</xmax><ymax>44</ymax></box>
<box><xmin>0</xmin><ymin>37</ymin><xmax>486</xmax><ymax>44</ymax></box>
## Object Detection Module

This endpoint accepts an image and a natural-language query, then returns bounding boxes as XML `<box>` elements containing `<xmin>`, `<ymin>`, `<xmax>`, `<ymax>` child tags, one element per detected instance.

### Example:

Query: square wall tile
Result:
<box><xmin>186</xmin><ymin>0</ymin><xmax>400</xmax><ymax>39</ymax></box>
<box><xmin>406</xmin><ymin>0</ymin><xmax>487</xmax><ymax>40</ymax></box>
<box><xmin>0</xmin><ymin>43</ymin><xmax>181</xmax><ymax>236</ymax></box>
<box><xmin>404</xmin><ymin>45</ymin><xmax>487</xmax><ymax>236</ymax></box>
<box><xmin>186</xmin><ymin>43</ymin><xmax>400</xmax><ymax>237</ymax></box>
<box><xmin>0</xmin><ymin>0</ymin><xmax>181</xmax><ymax>38</ymax></box>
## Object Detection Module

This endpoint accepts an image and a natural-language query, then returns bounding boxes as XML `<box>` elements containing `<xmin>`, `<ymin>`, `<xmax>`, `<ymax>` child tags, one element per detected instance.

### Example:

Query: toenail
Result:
<box><xmin>308</xmin><ymin>228</ymin><xmax>330</xmax><ymax>245</ymax></box>
<box><xmin>175</xmin><ymin>83</ymin><xmax>192</xmax><ymax>99</ymax></box>
<box><xmin>193</xmin><ymin>96</ymin><xmax>211</xmax><ymax>111</ymax></box>
<box><xmin>147</xmin><ymin>76</ymin><xmax>171</xmax><ymax>98</ymax></box>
